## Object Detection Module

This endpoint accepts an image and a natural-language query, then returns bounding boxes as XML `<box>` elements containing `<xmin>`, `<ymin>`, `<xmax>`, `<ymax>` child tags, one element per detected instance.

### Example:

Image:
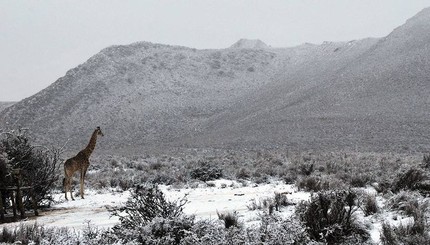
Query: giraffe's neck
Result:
<box><xmin>82</xmin><ymin>130</ymin><xmax>99</xmax><ymax>157</ymax></box>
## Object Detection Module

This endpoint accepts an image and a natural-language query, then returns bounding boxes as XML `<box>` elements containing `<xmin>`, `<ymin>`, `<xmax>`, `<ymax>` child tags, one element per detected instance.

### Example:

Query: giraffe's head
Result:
<box><xmin>96</xmin><ymin>126</ymin><xmax>104</xmax><ymax>137</ymax></box>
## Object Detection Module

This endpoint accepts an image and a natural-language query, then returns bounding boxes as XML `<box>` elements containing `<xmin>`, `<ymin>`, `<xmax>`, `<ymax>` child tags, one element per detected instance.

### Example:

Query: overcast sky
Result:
<box><xmin>1</xmin><ymin>0</ymin><xmax>429</xmax><ymax>102</ymax></box>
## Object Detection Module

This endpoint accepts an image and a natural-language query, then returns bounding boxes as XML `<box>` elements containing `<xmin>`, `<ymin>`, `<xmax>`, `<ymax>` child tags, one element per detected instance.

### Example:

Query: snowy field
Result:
<box><xmin>0</xmin><ymin>180</ymin><xmax>308</xmax><ymax>229</ymax></box>
<box><xmin>0</xmin><ymin>180</ymin><xmax>423</xmax><ymax>244</ymax></box>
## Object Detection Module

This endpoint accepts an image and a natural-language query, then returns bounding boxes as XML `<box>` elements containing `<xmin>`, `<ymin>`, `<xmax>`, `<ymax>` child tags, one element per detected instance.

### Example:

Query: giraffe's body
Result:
<box><xmin>63</xmin><ymin>127</ymin><xmax>103</xmax><ymax>200</ymax></box>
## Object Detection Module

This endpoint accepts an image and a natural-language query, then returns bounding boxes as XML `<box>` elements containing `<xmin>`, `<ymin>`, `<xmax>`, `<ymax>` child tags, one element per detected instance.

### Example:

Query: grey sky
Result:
<box><xmin>1</xmin><ymin>0</ymin><xmax>429</xmax><ymax>102</ymax></box>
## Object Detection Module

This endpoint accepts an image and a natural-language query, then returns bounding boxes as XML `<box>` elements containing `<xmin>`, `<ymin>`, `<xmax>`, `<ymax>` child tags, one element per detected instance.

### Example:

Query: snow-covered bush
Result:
<box><xmin>0</xmin><ymin>223</ymin><xmax>77</xmax><ymax>245</ymax></box>
<box><xmin>362</xmin><ymin>194</ymin><xmax>379</xmax><ymax>216</ymax></box>
<box><xmin>190</xmin><ymin>161</ymin><xmax>223</xmax><ymax>181</ymax></box>
<box><xmin>246</xmin><ymin>213</ymin><xmax>313</xmax><ymax>245</ymax></box>
<box><xmin>0</xmin><ymin>129</ymin><xmax>60</xmax><ymax>207</ymax></box>
<box><xmin>297</xmin><ymin>176</ymin><xmax>327</xmax><ymax>192</ymax></box>
<box><xmin>380</xmin><ymin>216</ymin><xmax>430</xmax><ymax>245</ymax></box>
<box><xmin>0</xmin><ymin>222</ymin><xmax>115</xmax><ymax>245</ymax></box>
<box><xmin>217</xmin><ymin>211</ymin><xmax>240</xmax><ymax>229</ymax></box>
<box><xmin>388</xmin><ymin>191</ymin><xmax>424</xmax><ymax>216</ymax></box>
<box><xmin>296</xmin><ymin>190</ymin><xmax>369</xmax><ymax>244</ymax></box>
<box><xmin>393</xmin><ymin>167</ymin><xmax>427</xmax><ymax>192</ymax></box>
<box><xmin>299</xmin><ymin>162</ymin><xmax>314</xmax><ymax>176</ymax></box>
<box><xmin>109</xmin><ymin>184</ymin><xmax>194</xmax><ymax>244</ymax></box>
<box><xmin>247</xmin><ymin>192</ymin><xmax>293</xmax><ymax>214</ymax></box>
<box><xmin>422</xmin><ymin>154</ymin><xmax>430</xmax><ymax>169</ymax></box>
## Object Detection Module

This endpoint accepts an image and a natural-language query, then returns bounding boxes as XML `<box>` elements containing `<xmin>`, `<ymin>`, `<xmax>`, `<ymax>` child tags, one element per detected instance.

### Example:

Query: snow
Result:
<box><xmin>0</xmin><ymin>180</ymin><xmax>309</xmax><ymax>231</ymax></box>
<box><xmin>29</xmin><ymin>190</ymin><xmax>129</xmax><ymax>230</ymax></box>
<box><xmin>1</xmin><ymin>182</ymin><xmax>424</xmax><ymax>244</ymax></box>
<box><xmin>160</xmin><ymin>179</ymin><xmax>310</xmax><ymax>223</ymax></box>
<box><xmin>229</xmin><ymin>39</ymin><xmax>270</xmax><ymax>49</ymax></box>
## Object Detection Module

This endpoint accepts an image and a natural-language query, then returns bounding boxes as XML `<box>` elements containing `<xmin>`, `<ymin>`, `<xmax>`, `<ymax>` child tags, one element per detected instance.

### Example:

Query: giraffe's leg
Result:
<box><xmin>64</xmin><ymin>177</ymin><xmax>68</xmax><ymax>201</ymax></box>
<box><xmin>69</xmin><ymin>178</ymin><xmax>75</xmax><ymax>201</ymax></box>
<box><xmin>80</xmin><ymin>172</ymin><xmax>85</xmax><ymax>199</ymax></box>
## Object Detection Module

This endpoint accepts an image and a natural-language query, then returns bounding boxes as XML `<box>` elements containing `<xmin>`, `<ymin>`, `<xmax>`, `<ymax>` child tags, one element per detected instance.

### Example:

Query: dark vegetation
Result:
<box><xmin>0</xmin><ymin>129</ymin><xmax>60</xmax><ymax>208</ymax></box>
<box><xmin>77</xmin><ymin>150</ymin><xmax>428</xmax><ymax>196</ymax></box>
<box><xmin>296</xmin><ymin>190</ymin><xmax>369</xmax><ymax>244</ymax></box>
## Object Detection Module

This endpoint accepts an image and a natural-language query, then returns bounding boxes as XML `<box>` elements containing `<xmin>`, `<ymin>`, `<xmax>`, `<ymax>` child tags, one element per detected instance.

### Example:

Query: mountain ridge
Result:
<box><xmin>1</xmin><ymin>8</ymin><xmax>430</xmax><ymax>154</ymax></box>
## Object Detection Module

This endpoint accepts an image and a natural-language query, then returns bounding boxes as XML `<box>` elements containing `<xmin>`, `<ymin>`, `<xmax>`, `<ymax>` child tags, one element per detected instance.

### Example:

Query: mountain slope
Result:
<box><xmin>1</xmin><ymin>8</ymin><xmax>430</xmax><ymax>154</ymax></box>
<box><xmin>0</xmin><ymin>102</ymin><xmax>15</xmax><ymax>113</ymax></box>
<box><xmin>0</xmin><ymin>42</ymin><xmax>283</xmax><ymax>153</ymax></box>
<box><xmin>191</xmin><ymin>8</ymin><xmax>430</xmax><ymax>152</ymax></box>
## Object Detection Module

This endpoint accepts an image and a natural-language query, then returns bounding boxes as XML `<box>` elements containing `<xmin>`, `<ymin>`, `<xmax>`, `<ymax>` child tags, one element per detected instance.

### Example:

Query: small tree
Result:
<box><xmin>0</xmin><ymin>129</ymin><xmax>61</xmax><ymax>207</ymax></box>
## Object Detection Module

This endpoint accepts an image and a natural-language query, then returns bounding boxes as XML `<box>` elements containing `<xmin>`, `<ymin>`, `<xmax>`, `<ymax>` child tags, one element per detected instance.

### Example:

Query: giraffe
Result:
<box><xmin>63</xmin><ymin>126</ymin><xmax>104</xmax><ymax>200</ymax></box>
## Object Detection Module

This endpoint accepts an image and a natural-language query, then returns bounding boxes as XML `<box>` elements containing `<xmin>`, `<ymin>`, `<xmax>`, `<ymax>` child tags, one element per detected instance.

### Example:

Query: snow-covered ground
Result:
<box><xmin>32</xmin><ymin>190</ymin><xmax>130</xmax><ymax>230</ymax></box>
<box><xmin>0</xmin><ymin>180</ymin><xmax>422</xmax><ymax>244</ymax></box>
<box><xmin>0</xmin><ymin>180</ymin><xmax>309</xmax><ymax>230</ymax></box>
<box><xmin>160</xmin><ymin>180</ymin><xmax>310</xmax><ymax>224</ymax></box>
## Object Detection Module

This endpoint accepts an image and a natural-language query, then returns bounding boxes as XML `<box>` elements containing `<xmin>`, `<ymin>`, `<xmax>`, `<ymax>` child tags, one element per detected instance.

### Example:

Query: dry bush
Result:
<box><xmin>393</xmin><ymin>167</ymin><xmax>428</xmax><ymax>193</ymax></box>
<box><xmin>190</xmin><ymin>161</ymin><xmax>223</xmax><ymax>181</ymax></box>
<box><xmin>235</xmin><ymin>167</ymin><xmax>251</xmax><ymax>179</ymax></box>
<box><xmin>363</xmin><ymin>194</ymin><xmax>379</xmax><ymax>216</ymax></box>
<box><xmin>349</xmin><ymin>174</ymin><xmax>372</xmax><ymax>188</ymax></box>
<box><xmin>0</xmin><ymin>222</ymin><xmax>110</xmax><ymax>245</ymax></box>
<box><xmin>381</xmin><ymin>217</ymin><xmax>430</xmax><ymax>245</ymax></box>
<box><xmin>247</xmin><ymin>192</ymin><xmax>293</xmax><ymax>214</ymax></box>
<box><xmin>297</xmin><ymin>190</ymin><xmax>369</xmax><ymax>244</ymax></box>
<box><xmin>297</xmin><ymin>175</ymin><xmax>346</xmax><ymax>192</ymax></box>
<box><xmin>247</xmin><ymin>213</ymin><xmax>312</xmax><ymax>245</ymax></box>
<box><xmin>422</xmin><ymin>154</ymin><xmax>430</xmax><ymax>169</ymax></box>
<box><xmin>383</xmin><ymin>190</ymin><xmax>430</xmax><ymax>244</ymax></box>
<box><xmin>299</xmin><ymin>162</ymin><xmax>314</xmax><ymax>176</ymax></box>
<box><xmin>297</xmin><ymin>176</ymin><xmax>326</xmax><ymax>192</ymax></box>
<box><xmin>217</xmin><ymin>211</ymin><xmax>240</xmax><ymax>229</ymax></box>
<box><xmin>388</xmin><ymin>191</ymin><xmax>429</xmax><ymax>219</ymax></box>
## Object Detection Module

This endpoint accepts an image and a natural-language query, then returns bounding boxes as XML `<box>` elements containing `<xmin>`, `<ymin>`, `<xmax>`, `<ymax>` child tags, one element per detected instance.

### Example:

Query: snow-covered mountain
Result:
<box><xmin>229</xmin><ymin>39</ymin><xmax>270</xmax><ymax>49</ymax></box>
<box><xmin>1</xmin><ymin>8</ymin><xmax>430</xmax><ymax>154</ymax></box>
<box><xmin>0</xmin><ymin>102</ymin><xmax>15</xmax><ymax>113</ymax></box>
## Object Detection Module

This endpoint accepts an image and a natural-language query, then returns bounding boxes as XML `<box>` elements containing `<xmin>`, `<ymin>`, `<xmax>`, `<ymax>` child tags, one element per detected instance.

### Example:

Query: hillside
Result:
<box><xmin>0</xmin><ymin>102</ymin><xmax>15</xmax><ymax>113</ymax></box>
<box><xmin>1</xmin><ymin>8</ymin><xmax>430</xmax><ymax>154</ymax></box>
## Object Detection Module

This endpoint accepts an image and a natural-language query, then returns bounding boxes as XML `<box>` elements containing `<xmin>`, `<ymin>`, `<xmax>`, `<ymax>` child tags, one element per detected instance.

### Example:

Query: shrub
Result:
<box><xmin>274</xmin><ymin>192</ymin><xmax>291</xmax><ymax>211</ymax></box>
<box><xmin>388</xmin><ymin>191</ymin><xmax>422</xmax><ymax>215</ymax></box>
<box><xmin>384</xmin><ymin>191</ymin><xmax>430</xmax><ymax>244</ymax></box>
<box><xmin>299</xmin><ymin>162</ymin><xmax>314</xmax><ymax>176</ymax></box>
<box><xmin>0</xmin><ymin>221</ymin><xmax>116</xmax><ymax>245</ymax></box>
<box><xmin>392</xmin><ymin>167</ymin><xmax>427</xmax><ymax>193</ymax></box>
<box><xmin>350</xmin><ymin>174</ymin><xmax>371</xmax><ymax>188</ymax></box>
<box><xmin>297</xmin><ymin>175</ymin><xmax>346</xmax><ymax>192</ymax></box>
<box><xmin>0</xmin><ymin>129</ymin><xmax>60</xmax><ymax>207</ymax></box>
<box><xmin>111</xmin><ymin>184</ymin><xmax>188</xmax><ymax>229</ymax></box>
<box><xmin>190</xmin><ymin>161</ymin><xmax>223</xmax><ymax>181</ymax></box>
<box><xmin>247</xmin><ymin>197</ymin><xmax>273</xmax><ymax>212</ymax></box>
<box><xmin>247</xmin><ymin>213</ymin><xmax>312</xmax><ymax>245</ymax></box>
<box><xmin>247</xmin><ymin>193</ymin><xmax>293</xmax><ymax>214</ymax></box>
<box><xmin>380</xmin><ymin>217</ymin><xmax>430</xmax><ymax>245</ymax></box>
<box><xmin>296</xmin><ymin>190</ymin><xmax>369</xmax><ymax>244</ymax></box>
<box><xmin>380</xmin><ymin>222</ymin><xmax>397</xmax><ymax>245</ymax></box>
<box><xmin>109</xmin><ymin>184</ymin><xmax>194</xmax><ymax>244</ymax></box>
<box><xmin>363</xmin><ymin>194</ymin><xmax>379</xmax><ymax>216</ymax></box>
<box><xmin>217</xmin><ymin>211</ymin><xmax>240</xmax><ymax>229</ymax></box>
<box><xmin>282</xmin><ymin>171</ymin><xmax>298</xmax><ymax>184</ymax></box>
<box><xmin>235</xmin><ymin>167</ymin><xmax>250</xmax><ymax>179</ymax></box>
<box><xmin>422</xmin><ymin>154</ymin><xmax>430</xmax><ymax>169</ymax></box>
